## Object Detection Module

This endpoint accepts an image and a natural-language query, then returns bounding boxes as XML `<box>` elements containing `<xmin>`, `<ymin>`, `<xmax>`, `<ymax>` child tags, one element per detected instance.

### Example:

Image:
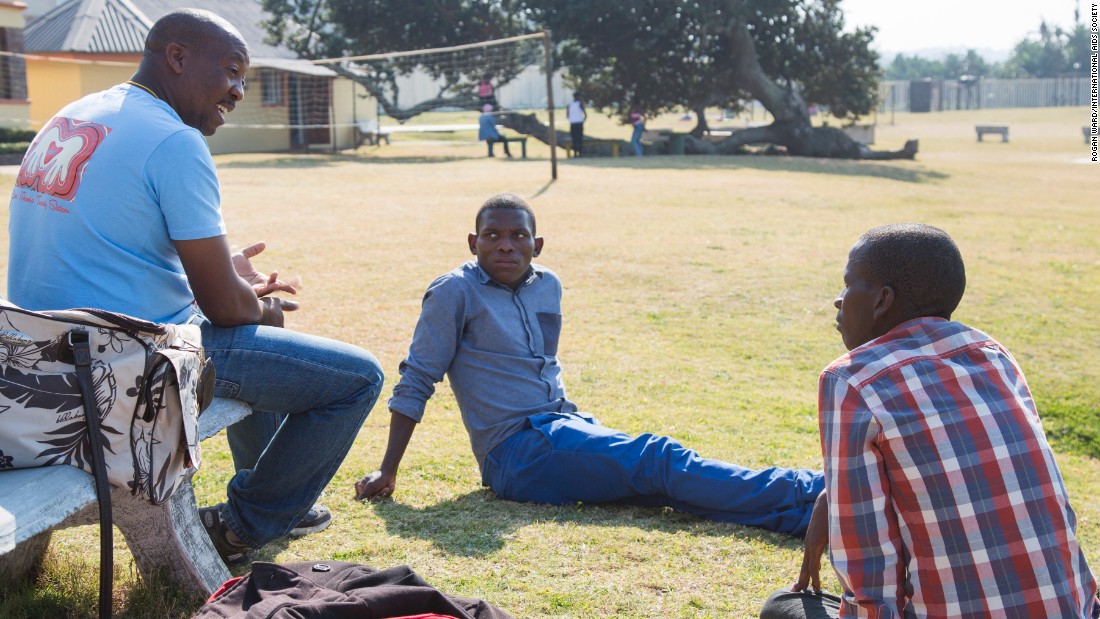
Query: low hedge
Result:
<box><xmin>0</xmin><ymin>127</ymin><xmax>35</xmax><ymax>143</ymax></box>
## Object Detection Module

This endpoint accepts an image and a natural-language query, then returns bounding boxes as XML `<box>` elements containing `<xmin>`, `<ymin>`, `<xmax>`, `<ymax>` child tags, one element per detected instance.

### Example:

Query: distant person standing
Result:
<box><xmin>629</xmin><ymin>104</ymin><xmax>645</xmax><ymax>156</ymax></box>
<box><xmin>567</xmin><ymin>93</ymin><xmax>586</xmax><ymax>156</ymax></box>
<box><xmin>478</xmin><ymin>74</ymin><xmax>497</xmax><ymax>110</ymax></box>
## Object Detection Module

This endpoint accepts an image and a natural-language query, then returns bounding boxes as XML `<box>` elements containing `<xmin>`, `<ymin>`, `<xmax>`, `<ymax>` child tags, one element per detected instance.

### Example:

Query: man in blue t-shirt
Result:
<box><xmin>7</xmin><ymin>9</ymin><xmax>383</xmax><ymax>565</ymax></box>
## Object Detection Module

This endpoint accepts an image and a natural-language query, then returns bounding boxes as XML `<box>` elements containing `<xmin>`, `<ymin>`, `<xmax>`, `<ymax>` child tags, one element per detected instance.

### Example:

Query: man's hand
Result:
<box><xmin>232</xmin><ymin>241</ymin><xmax>299</xmax><ymax>298</ymax></box>
<box><xmin>793</xmin><ymin>490</ymin><xmax>830</xmax><ymax>593</ymax></box>
<box><xmin>355</xmin><ymin>470</ymin><xmax>397</xmax><ymax>501</ymax></box>
<box><xmin>259</xmin><ymin>296</ymin><xmax>299</xmax><ymax>328</ymax></box>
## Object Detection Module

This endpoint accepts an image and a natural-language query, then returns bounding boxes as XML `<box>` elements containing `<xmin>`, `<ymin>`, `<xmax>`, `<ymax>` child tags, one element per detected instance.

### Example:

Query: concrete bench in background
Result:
<box><xmin>976</xmin><ymin>125</ymin><xmax>1009</xmax><ymax>142</ymax></box>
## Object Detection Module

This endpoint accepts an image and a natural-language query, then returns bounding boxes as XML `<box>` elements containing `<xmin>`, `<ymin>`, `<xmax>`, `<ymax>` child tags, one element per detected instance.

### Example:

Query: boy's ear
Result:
<box><xmin>468</xmin><ymin>233</ymin><xmax>478</xmax><ymax>255</ymax></box>
<box><xmin>871</xmin><ymin>285</ymin><xmax>896</xmax><ymax>321</ymax></box>
<box><xmin>533</xmin><ymin>237</ymin><xmax>544</xmax><ymax>257</ymax></box>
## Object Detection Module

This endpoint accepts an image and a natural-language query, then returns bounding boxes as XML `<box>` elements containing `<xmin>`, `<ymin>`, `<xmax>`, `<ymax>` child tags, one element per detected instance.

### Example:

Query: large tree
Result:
<box><xmin>262</xmin><ymin>0</ymin><xmax>916</xmax><ymax>159</ymax></box>
<box><xmin>1000</xmin><ymin>20</ymin><xmax>1092</xmax><ymax>78</ymax></box>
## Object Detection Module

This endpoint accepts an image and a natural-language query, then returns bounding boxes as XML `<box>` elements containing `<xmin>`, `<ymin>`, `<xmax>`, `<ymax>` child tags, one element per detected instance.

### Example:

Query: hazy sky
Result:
<box><xmin>841</xmin><ymin>0</ymin><xmax>1087</xmax><ymax>56</ymax></box>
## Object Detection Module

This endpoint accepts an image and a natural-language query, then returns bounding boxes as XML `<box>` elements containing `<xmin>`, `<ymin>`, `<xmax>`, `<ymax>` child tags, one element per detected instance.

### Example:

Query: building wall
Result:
<box><xmin>23</xmin><ymin>56</ymin><xmax>372</xmax><ymax>154</ymax></box>
<box><xmin>0</xmin><ymin>2</ymin><xmax>25</xmax><ymax>29</ymax></box>
<box><xmin>207</xmin><ymin>126</ymin><xmax>290</xmax><ymax>154</ymax></box>
<box><xmin>331</xmin><ymin>76</ymin><xmax>372</xmax><ymax>150</ymax></box>
<box><xmin>26</xmin><ymin>55</ymin><xmax>133</xmax><ymax>127</ymax></box>
<box><xmin>207</xmin><ymin>67</ymin><xmax>292</xmax><ymax>154</ymax></box>
<box><xmin>0</xmin><ymin>100</ymin><xmax>27</xmax><ymax>124</ymax></box>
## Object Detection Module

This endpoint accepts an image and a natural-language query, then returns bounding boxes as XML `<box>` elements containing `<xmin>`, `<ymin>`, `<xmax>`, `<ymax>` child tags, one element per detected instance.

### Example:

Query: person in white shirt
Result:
<box><xmin>567</xmin><ymin>93</ymin><xmax>586</xmax><ymax>156</ymax></box>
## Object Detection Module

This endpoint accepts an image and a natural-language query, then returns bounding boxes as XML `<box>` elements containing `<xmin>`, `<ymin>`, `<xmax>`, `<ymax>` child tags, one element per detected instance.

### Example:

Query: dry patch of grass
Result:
<box><xmin>0</xmin><ymin>106</ymin><xmax>1096</xmax><ymax>618</ymax></box>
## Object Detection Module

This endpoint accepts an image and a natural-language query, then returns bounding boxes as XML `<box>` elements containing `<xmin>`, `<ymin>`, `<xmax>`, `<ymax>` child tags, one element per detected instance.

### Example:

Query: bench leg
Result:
<box><xmin>0</xmin><ymin>530</ymin><xmax>52</xmax><ymax>585</ymax></box>
<box><xmin>111</xmin><ymin>480</ymin><xmax>230</xmax><ymax>597</ymax></box>
<box><xmin>521</xmin><ymin>141</ymin><xmax>527</xmax><ymax>159</ymax></box>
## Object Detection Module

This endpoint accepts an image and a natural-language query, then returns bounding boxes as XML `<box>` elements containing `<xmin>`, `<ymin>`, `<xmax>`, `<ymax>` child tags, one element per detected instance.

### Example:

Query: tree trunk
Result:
<box><xmin>690</xmin><ymin>104</ymin><xmax>709</xmax><ymax>138</ymax></box>
<box><xmin>499</xmin><ymin>111</ymin><xmax>629</xmax><ymax>157</ymax></box>
<box><xmin>711</xmin><ymin>16</ymin><xmax>917</xmax><ymax>160</ymax></box>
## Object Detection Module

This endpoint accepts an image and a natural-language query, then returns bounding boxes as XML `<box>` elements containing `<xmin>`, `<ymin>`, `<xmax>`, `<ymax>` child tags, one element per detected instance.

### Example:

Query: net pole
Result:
<box><xmin>542</xmin><ymin>30</ymin><xmax>557</xmax><ymax>181</ymax></box>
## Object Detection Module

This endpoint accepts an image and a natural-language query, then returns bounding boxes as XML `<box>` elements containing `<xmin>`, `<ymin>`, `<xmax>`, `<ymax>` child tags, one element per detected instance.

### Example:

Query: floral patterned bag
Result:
<box><xmin>0</xmin><ymin>300</ymin><xmax>211</xmax><ymax>504</ymax></box>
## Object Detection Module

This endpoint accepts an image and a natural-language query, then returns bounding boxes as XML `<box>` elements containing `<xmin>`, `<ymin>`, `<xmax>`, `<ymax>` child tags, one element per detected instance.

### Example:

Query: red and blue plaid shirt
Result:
<box><xmin>819</xmin><ymin>317</ymin><xmax>1097</xmax><ymax>618</ymax></box>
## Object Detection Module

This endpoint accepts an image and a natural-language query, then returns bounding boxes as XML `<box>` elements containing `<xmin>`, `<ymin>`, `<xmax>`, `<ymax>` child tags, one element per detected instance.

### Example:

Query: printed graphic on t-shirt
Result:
<box><xmin>17</xmin><ymin>117</ymin><xmax>110</xmax><ymax>202</ymax></box>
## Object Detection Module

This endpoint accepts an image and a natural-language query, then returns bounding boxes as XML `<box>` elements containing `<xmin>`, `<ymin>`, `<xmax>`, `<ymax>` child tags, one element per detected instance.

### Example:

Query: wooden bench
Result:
<box><xmin>0</xmin><ymin>398</ymin><xmax>252</xmax><ymax>597</ymax></box>
<box><xmin>975</xmin><ymin>125</ymin><xmax>1009</xmax><ymax>142</ymax></box>
<box><xmin>487</xmin><ymin>136</ymin><xmax>527</xmax><ymax>158</ymax></box>
<box><xmin>560</xmin><ymin>139</ymin><xmax>621</xmax><ymax>158</ymax></box>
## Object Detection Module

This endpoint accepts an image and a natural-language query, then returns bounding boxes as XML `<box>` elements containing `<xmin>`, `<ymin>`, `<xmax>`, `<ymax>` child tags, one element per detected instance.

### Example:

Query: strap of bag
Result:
<box><xmin>71</xmin><ymin>330</ymin><xmax>114</xmax><ymax>619</ymax></box>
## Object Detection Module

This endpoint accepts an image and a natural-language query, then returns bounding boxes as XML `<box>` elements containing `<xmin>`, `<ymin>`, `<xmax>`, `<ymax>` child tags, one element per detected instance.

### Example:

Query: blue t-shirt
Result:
<box><xmin>478</xmin><ymin>112</ymin><xmax>501</xmax><ymax>141</ymax></box>
<box><xmin>7</xmin><ymin>83</ymin><xmax>226</xmax><ymax>324</ymax></box>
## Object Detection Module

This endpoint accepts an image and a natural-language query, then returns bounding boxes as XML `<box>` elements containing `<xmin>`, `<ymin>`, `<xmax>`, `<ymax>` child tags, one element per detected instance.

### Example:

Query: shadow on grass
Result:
<box><xmin>561</xmin><ymin>153</ymin><xmax>949</xmax><ymax>183</ymax></box>
<box><xmin>368</xmin><ymin>489</ymin><xmax>796</xmax><ymax>558</ymax></box>
<box><xmin>0</xmin><ymin>555</ymin><xmax>209</xmax><ymax>619</ymax></box>
<box><xmin>217</xmin><ymin>151</ymin><xmax>947</xmax><ymax>183</ymax></box>
<box><xmin>218</xmin><ymin>154</ymin><xmax>481</xmax><ymax>168</ymax></box>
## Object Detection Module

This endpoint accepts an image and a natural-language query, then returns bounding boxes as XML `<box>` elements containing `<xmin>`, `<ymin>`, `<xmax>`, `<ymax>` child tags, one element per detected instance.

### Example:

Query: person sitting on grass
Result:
<box><xmin>354</xmin><ymin>193</ymin><xmax>823</xmax><ymax>536</ymax></box>
<box><xmin>479</xmin><ymin>104</ymin><xmax>512</xmax><ymax>158</ymax></box>
<box><xmin>760</xmin><ymin>224</ymin><xmax>1099</xmax><ymax>619</ymax></box>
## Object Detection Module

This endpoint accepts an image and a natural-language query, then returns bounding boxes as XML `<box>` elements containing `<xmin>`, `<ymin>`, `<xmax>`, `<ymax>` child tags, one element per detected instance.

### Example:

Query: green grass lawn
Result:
<box><xmin>1</xmin><ymin>106</ymin><xmax>1097</xmax><ymax>618</ymax></box>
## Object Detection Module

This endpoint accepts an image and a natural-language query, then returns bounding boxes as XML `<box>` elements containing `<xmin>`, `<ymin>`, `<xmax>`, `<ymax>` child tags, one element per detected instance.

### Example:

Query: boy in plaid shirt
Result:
<box><xmin>762</xmin><ymin>224</ymin><xmax>1098</xmax><ymax>619</ymax></box>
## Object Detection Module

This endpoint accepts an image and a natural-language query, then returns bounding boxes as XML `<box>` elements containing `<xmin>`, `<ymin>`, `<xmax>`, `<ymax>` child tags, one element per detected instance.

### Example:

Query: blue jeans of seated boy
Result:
<box><xmin>482</xmin><ymin>412</ymin><xmax>823</xmax><ymax>536</ymax></box>
<box><xmin>199</xmin><ymin>319</ymin><xmax>384</xmax><ymax>548</ymax></box>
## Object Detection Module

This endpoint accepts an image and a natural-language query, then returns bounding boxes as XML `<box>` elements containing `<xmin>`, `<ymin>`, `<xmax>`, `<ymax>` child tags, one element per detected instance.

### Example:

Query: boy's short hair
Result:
<box><xmin>475</xmin><ymin>193</ymin><xmax>536</xmax><ymax>234</ymax></box>
<box><xmin>857</xmin><ymin>223</ymin><xmax>966</xmax><ymax>320</ymax></box>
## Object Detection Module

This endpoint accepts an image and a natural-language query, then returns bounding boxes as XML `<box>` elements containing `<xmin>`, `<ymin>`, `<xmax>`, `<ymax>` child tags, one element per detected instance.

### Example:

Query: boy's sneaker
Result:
<box><xmin>199</xmin><ymin>505</ymin><xmax>253</xmax><ymax>566</ymax></box>
<box><xmin>290</xmin><ymin>504</ymin><xmax>332</xmax><ymax>537</ymax></box>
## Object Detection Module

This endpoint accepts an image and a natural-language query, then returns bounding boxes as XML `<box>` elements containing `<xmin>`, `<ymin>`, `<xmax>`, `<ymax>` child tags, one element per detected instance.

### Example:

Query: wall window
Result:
<box><xmin>0</xmin><ymin>28</ymin><xmax>27</xmax><ymax>101</ymax></box>
<box><xmin>260</xmin><ymin>69</ymin><xmax>285</xmax><ymax>106</ymax></box>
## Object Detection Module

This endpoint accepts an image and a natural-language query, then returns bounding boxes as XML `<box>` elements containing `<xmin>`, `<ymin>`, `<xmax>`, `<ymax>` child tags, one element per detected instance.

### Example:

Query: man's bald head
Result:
<box><xmin>144</xmin><ymin>8</ymin><xmax>246</xmax><ymax>57</ymax></box>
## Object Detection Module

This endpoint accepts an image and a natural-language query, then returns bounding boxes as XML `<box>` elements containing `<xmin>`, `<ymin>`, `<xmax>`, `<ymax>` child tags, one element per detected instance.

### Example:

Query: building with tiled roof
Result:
<box><xmin>23</xmin><ymin>0</ymin><xmax>372</xmax><ymax>153</ymax></box>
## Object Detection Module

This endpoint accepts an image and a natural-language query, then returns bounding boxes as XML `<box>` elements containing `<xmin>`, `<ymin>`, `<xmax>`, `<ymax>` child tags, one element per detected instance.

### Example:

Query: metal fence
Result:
<box><xmin>878</xmin><ymin>77</ymin><xmax>1091</xmax><ymax>113</ymax></box>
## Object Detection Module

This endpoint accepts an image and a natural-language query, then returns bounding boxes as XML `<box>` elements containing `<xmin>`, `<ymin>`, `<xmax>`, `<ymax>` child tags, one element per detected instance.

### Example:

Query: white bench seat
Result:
<box><xmin>0</xmin><ymin>398</ymin><xmax>252</xmax><ymax>596</ymax></box>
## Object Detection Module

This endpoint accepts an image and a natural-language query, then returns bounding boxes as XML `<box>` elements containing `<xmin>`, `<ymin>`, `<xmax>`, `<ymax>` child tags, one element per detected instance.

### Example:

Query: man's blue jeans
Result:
<box><xmin>482</xmin><ymin>412</ymin><xmax>823</xmax><ymax>535</ymax></box>
<box><xmin>199</xmin><ymin>320</ymin><xmax>384</xmax><ymax>547</ymax></box>
<box><xmin>631</xmin><ymin>124</ymin><xmax>644</xmax><ymax>156</ymax></box>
